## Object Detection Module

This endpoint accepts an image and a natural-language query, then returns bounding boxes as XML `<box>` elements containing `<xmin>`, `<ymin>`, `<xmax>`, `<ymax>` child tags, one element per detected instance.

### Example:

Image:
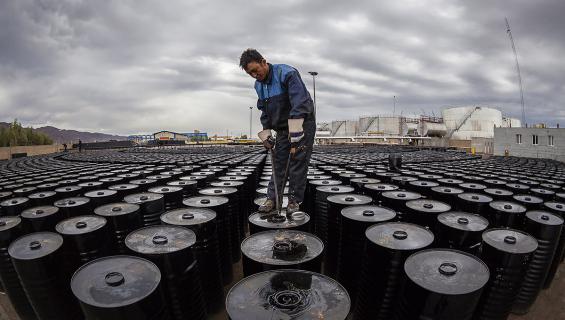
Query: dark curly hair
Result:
<box><xmin>239</xmin><ymin>48</ymin><xmax>264</xmax><ymax>69</ymax></box>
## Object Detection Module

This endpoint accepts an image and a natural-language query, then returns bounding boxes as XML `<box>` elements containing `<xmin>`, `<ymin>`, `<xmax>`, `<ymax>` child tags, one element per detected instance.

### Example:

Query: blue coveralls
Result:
<box><xmin>254</xmin><ymin>63</ymin><xmax>316</xmax><ymax>204</ymax></box>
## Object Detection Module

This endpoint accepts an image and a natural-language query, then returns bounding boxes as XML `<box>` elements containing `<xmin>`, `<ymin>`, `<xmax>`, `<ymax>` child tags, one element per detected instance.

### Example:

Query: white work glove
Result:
<box><xmin>258</xmin><ymin>129</ymin><xmax>274</xmax><ymax>149</ymax></box>
<box><xmin>288</xmin><ymin>118</ymin><xmax>304</xmax><ymax>145</ymax></box>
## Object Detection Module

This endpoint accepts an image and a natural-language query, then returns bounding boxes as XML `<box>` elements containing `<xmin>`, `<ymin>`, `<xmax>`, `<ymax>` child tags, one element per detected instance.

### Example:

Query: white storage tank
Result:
<box><xmin>359</xmin><ymin>116</ymin><xmax>404</xmax><ymax>135</ymax></box>
<box><xmin>442</xmin><ymin>106</ymin><xmax>503</xmax><ymax>140</ymax></box>
<box><xmin>422</xmin><ymin>122</ymin><xmax>447</xmax><ymax>137</ymax></box>
<box><xmin>331</xmin><ymin>120</ymin><xmax>358</xmax><ymax>136</ymax></box>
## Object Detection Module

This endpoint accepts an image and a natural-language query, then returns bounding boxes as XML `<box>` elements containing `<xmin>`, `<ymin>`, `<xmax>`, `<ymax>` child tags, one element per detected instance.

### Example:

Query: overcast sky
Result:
<box><xmin>1</xmin><ymin>0</ymin><xmax>564</xmax><ymax>136</ymax></box>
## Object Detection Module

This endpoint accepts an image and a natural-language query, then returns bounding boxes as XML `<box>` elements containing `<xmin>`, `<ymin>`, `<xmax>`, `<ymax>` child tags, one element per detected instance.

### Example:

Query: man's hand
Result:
<box><xmin>258</xmin><ymin>129</ymin><xmax>274</xmax><ymax>149</ymax></box>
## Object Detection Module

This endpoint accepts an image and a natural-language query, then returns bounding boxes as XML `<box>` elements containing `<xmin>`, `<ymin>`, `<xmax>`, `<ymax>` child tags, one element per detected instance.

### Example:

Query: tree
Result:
<box><xmin>0</xmin><ymin>119</ymin><xmax>53</xmax><ymax>147</ymax></box>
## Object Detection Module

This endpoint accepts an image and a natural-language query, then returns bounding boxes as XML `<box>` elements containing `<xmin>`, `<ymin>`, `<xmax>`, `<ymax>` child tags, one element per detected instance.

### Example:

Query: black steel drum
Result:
<box><xmin>395</xmin><ymin>249</ymin><xmax>489</xmax><ymax>320</ymax></box>
<box><xmin>71</xmin><ymin>255</ymin><xmax>167</xmax><ymax>320</ymax></box>
<box><xmin>241</xmin><ymin>230</ymin><xmax>323</xmax><ymax>276</ymax></box>
<box><xmin>20</xmin><ymin>205</ymin><xmax>63</xmax><ymax>232</ymax></box>
<box><xmin>94</xmin><ymin>202</ymin><xmax>142</xmax><ymax>254</ymax></box>
<box><xmin>436</xmin><ymin>212</ymin><xmax>488</xmax><ymax>254</ymax></box>
<box><xmin>124</xmin><ymin>192</ymin><xmax>164</xmax><ymax>227</ymax></box>
<box><xmin>226</xmin><ymin>269</ymin><xmax>350</xmax><ymax>320</ymax></box>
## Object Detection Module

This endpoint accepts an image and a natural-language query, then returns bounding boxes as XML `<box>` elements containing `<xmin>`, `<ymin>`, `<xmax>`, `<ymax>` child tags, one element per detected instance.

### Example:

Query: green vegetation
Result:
<box><xmin>0</xmin><ymin>120</ymin><xmax>53</xmax><ymax>147</ymax></box>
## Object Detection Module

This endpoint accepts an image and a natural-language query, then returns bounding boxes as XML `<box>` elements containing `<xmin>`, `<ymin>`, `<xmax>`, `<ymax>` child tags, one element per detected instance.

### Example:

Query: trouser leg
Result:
<box><xmin>267</xmin><ymin>131</ymin><xmax>291</xmax><ymax>201</ymax></box>
<box><xmin>288</xmin><ymin>120</ymin><xmax>316</xmax><ymax>203</ymax></box>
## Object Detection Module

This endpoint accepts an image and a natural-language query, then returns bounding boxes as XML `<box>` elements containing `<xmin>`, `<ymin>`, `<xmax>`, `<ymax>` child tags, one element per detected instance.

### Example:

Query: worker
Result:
<box><xmin>78</xmin><ymin>139</ymin><xmax>83</xmax><ymax>152</ymax></box>
<box><xmin>240</xmin><ymin>48</ymin><xmax>316</xmax><ymax>214</ymax></box>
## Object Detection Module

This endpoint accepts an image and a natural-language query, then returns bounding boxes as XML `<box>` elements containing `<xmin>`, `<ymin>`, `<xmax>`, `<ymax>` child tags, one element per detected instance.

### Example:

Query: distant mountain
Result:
<box><xmin>0</xmin><ymin>122</ymin><xmax>128</xmax><ymax>144</ymax></box>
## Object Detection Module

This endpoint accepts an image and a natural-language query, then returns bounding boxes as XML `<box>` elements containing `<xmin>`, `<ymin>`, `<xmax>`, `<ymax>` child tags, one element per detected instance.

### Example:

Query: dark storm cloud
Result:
<box><xmin>1</xmin><ymin>0</ymin><xmax>564</xmax><ymax>136</ymax></box>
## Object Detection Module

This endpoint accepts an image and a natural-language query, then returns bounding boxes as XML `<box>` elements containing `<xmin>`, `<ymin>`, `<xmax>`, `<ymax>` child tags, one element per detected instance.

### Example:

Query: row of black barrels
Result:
<box><xmin>238</xmin><ymin>191</ymin><xmax>563</xmax><ymax>320</ymax></box>
<box><xmin>0</xmin><ymin>194</ymin><xmax>272</xmax><ymax>320</ymax></box>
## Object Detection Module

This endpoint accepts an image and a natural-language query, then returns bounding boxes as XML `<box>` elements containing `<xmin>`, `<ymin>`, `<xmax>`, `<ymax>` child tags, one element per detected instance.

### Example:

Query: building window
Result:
<box><xmin>548</xmin><ymin>135</ymin><xmax>554</xmax><ymax>146</ymax></box>
<box><xmin>516</xmin><ymin>134</ymin><xmax>522</xmax><ymax>144</ymax></box>
<box><xmin>532</xmin><ymin>135</ymin><xmax>539</xmax><ymax>145</ymax></box>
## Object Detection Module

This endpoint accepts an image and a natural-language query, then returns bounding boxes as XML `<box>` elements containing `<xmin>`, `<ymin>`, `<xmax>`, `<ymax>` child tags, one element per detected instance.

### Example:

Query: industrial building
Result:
<box><xmin>316</xmin><ymin>106</ymin><xmax>521</xmax><ymax>150</ymax></box>
<box><xmin>494</xmin><ymin>127</ymin><xmax>565</xmax><ymax>162</ymax></box>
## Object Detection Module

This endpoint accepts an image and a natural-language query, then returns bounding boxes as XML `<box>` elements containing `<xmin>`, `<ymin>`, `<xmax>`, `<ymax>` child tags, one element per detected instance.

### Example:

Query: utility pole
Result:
<box><xmin>393</xmin><ymin>95</ymin><xmax>396</xmax><ymax>115</ymax></box>
<box><xmin>505</xmin><ymin>17</ymin><xmax>526</xmax><ymax>127</ymax></box>
<box><xmin>249</xmin><ymin>106</ymin><xmax>253</xmax><ymax>139</ymax></box>
<box><xmin>308</xmin><ymin>71</ymin><xmax>318</xmax><ymax>117</ymax></box>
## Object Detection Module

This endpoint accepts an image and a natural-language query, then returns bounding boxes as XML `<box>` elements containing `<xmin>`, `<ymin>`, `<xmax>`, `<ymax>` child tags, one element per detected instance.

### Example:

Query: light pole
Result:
<box><xmin>249</xmin><ymin>106</ymin><xmax>253</xmax><ymax>139</ymax></box>
<box><xmin>393</xmin><ymin>95</ymin><xmax>396</xmax><ymax>115</ymax></box>
<box><xmin>308</xmin><ymin>71</ymin><xmax>318</xmax><ymax>117</ymax></box>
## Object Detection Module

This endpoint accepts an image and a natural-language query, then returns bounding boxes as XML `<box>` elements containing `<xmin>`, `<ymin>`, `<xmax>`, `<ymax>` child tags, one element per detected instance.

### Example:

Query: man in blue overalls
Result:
<box><xmin>240</xmin><ymin>49</ymin><xmax>316</xmax><ymax>214</ymax></box>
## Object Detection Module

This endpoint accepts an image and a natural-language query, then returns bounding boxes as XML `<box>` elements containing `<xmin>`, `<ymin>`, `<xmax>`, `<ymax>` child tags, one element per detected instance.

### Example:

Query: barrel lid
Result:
<box><xmin>161</xmin><ymin>207</ymin><xmax>216</xmax><ymax>226</ymax></box>
<box><xmin>180</xmin><ymin>175</ymin><xmax>207</xmax><ymax>182</ymax></box>
<box><xmin>218</xmin><ymin>175</ymin><xmax>247</xmax><ymax>181</ymax></box>
<box><xmin>71</xmin><ymin>255</ymin><xmax>161</xmax><ymax>308</ymax></box>
<box><xmin>14</xmin><ymin>186</ymin><xmax>37</xmax><ymax>193</ymax></box>
<box><xmin>0</xmin><ymin>191</ymin><xmax>13</xmax><ymax>199</ymax></box>
<box><xmin>55</xmin><ymin>185</ymin><xmax>82</xmax><ymax>193</ymax></box>
<box><xmin>526</xmin><ymin>211</ymin><xmax>564</xmax><ymax>226</ymax></box>
<box><xmin>350</xmin><ymin>177</ymin><xmax>380</xmax><ymax>184</ymax></box>
<box><xmin>56</xmin><ymin>215</ymin><xmax>107</xmax><ymax>235</ymax></box>
<box><xmin>483</xmin><ymin>179</ymin><xmax>507</xmax><ymax>185</ymax></box>
<box><xmin>540</xmin><ymin>183</ymin><xmax>561</xmax><ymax>190</ymax></box>
<box><xmin>199</xmin><ymin>187</ymin><xmax>238</xmax><ymax>196</ymax></box>
<box><xmin>406</xmin><ymin>199</ymin><xmax>451</xmax><ymax>213</ymax></box>
<box><xmin>457</xmin><ymin>193</ymin><xmax>493</xmax><ymax>203</ymax></box>
<box><xmin>95</xmin><ymin>202</ymin><xmax>140</xmax><ymax>216</ymax></box>
<box><xmin>167</xmin><ymin>180</ymin><xmax>197</xmax><ymax>188</ymax></box>
<box><xmin>241</xmin><ymin>230</ymin><xmax>324</xmax><ymax>265</ymax></box>
<box><xmin>506</xmin><ymin>183</ymin><xmax>530</xmax><ymax>190</ymax></box>
<box><xmin>366</xmin><ymin>222</ymin><xmax>434</xmax><ymax>250</ymax></box>
<box><xmin>409</xmin><ymin>180</ymin><xmax>439</xmax><ymax>188</ymax></box>
<box><xmin>364</xmin><ymin>183</ymin><xmax>399</xmax><ymax>191</ymax></box>
<box><xmin>381</xmin><ymin>191</ymin><xmax>422</xmax><ymax>201</ymax></box>
<box><xmin>459</xmin><ymin>183</ymin><xmax>487</xmax><ymax>190</ymax></box>
<box><xmin>327</xmin><ymin>194</ymin><xmax>372</xmax><ymax>206</ymax></box>
<box><xmin>309</xmin><ymin>179</ymin><xmax>341</xmax><ymax>186</ymax></box>
<box><xmin>404</xmin><ymin>249</ymin><xmax>489</xmax><ymax>295</ymax></box>
<box><xmin>183</xmin><ymin>195</ymin><xmax>228</xmax><ymax>208</ymax></box>
<box><xmin>341</xmin><ymin>205</ymin><xmax>396</xmax><ymax>223</ymax></box>
<box><xmin>0</xmin><ymin>216</ymin><xmax>22</xmax><ymax>232</ymax></box>
<box><xmin>211</xmin><ymin>181</ymin><xmax>244</xmax><ymax>188</ymax></box>
<box><xmin>339</xmin><ymin>173</ymin><xmax>366</xmax><ymax>178</ymax></box>
<box><xmin>483</xmin><ymin>188</ymin><xmax>513</xmax><ymax>197</ymax></box>
<box><xmin>431</xmin><ymin>186</ymin><xmax>464</xmax><ymax>195</ymax></box>
<box><xmin>21</xmin><ymin>205</ymin><xmax>59</xmax><ymax>219</ymax></box>
<box><xmin>191</xmin><ymin>171</ymin><xmax>215</xmax><ymax>176</ymax></box>
<box><xmin>125</xmin><ymin>225</ymin><xmax>196</xmax><ymax>254</ymax></box>
<box><xmin>129</xmin><ymin>179</ymin><xmax>157</xmax><ymax>185</ymax></box>
<box><xmin>531</xmin><ymin>188</ymin><xmax>555</xmax><ymax>195</ymax></box>
<box><xmin>8</xmin><ymin>232</ymin><xmax>63</xmax><ymax>260</ymax></box>
<box><xmin>54</xmin><ymin>197</ymin><xmax>90</xmax><ymax>208</ymax></box>
<box><xmin>255</xmin><ymin>196</ymin><xmax>289</xmax><ymax>208</ymax></box>
<box><xmin>124</xmin><ymin>192</ymin><xmax>163</xmax><ymax>204</ymax></box>
<box><xmin>0</xmin><ymin>197</ymin><xmax>29</xmax><ymax>207</ymax></box>
<box><xmin>307</xmin><ymin>175</ymin><xmax>332</xmax><ymax>180</ymax></box>
<box><xmin>28</xmin><ymin>191</ymin><xmax>57</xmax><ymax>200</ymax></box>
<box><xmin>437</xmin><ymin>212</ymin><xmax>489</xmax><ymax>232</ymax></box>
<box><xmin>543</xmin><ymin>201</ymin><xmax>565</xmax><ymax>213</ymax></box>
<box><xmin>226</xmin><ymin>269</ymin><xmax>350</xmax><ymax>320</ymax></box>
<box><xmin>148</xmin><ymin>186</ymin><xmax>183</xmax><ymax>194</ymax></box>
<box><xmin>78</xmin><ymin>181</ymin><xmax>104</xmax><ymax>188</ymax></box>
<box><xmin>108</xmin><ymin>183</ymin><xmax>138</xmax><ymax>191</ymax></box>
<box><xmin>438</xmin><ymin>178</ymin><xmax>464</xmax><ymax>184</ymax></box>
<box><xmin>513</xmin><ymin>194</ymin><xmax>543</xmax><ymax>204</ymax></box>
<box><xmin>249</xmin><ymin>212</ymin><xmax>310</xmax><ymax>229</ymax></box>
<box><xmin>489</xmin><ymin>201</ymin><xmax>526</xmax><ymax>213</ymax></box>
<box><xmin>482</xmin><ymin>228</ymin><xmax>538</xmax><ymax>254</ymax></box>
<box><xmin>315</xmin><ymin>185</ymin><xmax>355</xmax><ymax>193</ymax></box>
<box><xmin>84</xmin><ymin>189</ymin><xmax>117</xmax><ymax>198</ymax></box>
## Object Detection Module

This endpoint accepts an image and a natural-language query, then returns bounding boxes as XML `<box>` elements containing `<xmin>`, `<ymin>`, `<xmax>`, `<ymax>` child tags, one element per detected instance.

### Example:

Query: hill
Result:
<box><xmin>0</xmin><ymin>122</ymin><xmax>128</xmax><ymax>144</ymax></box>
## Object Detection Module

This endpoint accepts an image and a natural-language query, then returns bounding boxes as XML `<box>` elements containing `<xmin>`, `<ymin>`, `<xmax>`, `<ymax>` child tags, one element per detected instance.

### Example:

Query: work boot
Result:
<box><xmin>258</xmin><ymin>198</ymin><xmax>275</xmax><ymax>213</ymax></box>
<box><xmin>287</xmin><ymin>200</ymin><xmax>300</xmax><ymax>214</ymax></box>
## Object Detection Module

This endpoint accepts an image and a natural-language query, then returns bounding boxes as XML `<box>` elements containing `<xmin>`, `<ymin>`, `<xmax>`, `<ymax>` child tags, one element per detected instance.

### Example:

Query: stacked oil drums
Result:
<box><xmin>0</xmin><ymin>145</ymin><xmax>564</xmax><ymax>320</ymax></box>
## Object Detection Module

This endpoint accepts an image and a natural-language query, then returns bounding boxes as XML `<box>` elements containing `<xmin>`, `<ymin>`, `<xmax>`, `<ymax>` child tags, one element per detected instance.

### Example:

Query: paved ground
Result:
<box><xmin>2</xmin><ymin>262</ymin><xmax>564</xmax><ymax>319</ymax></box>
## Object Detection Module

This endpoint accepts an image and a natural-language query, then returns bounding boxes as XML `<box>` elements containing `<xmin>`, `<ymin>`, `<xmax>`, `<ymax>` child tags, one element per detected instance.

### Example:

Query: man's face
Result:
<box><xmin>244</xmin><ymin>60</ymin><xmax>269</xmax><ymax>81</ymax></box>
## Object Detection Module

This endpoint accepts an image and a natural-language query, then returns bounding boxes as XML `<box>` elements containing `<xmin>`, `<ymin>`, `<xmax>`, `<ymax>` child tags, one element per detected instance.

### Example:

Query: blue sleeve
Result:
<box><xmin>285</xmin><ymin>70</ymin><xmax>314</xmax><ymax>119</ymax></box>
